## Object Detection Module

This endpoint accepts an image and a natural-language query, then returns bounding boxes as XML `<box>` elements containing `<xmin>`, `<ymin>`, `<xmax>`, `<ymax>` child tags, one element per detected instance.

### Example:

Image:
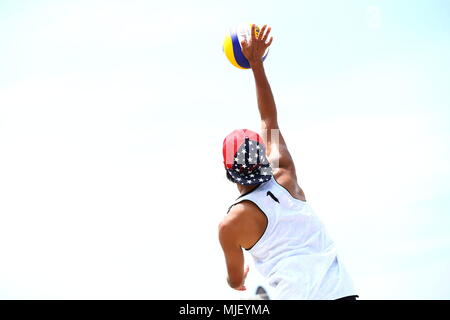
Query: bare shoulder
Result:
<box><xmin>221</xmin><ymin>200</ymin><xmax>268</xmax><ymax>250</ymax></box>
<box><xmin>221</xmin><ymin>201</ymin><xmax>259</xmax><ymax>227</ymax></box>
<box><xmin>273</xmin><ymin>167</ymin><xmax>307</xmax><ymax>201</ymax></box>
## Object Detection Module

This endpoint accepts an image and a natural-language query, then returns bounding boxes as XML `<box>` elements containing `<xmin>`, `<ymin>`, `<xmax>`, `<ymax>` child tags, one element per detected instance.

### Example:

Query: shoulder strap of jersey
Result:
<box><xmin>226</xmin><ymin>177</ymin><xmax>276</xmax><ymax>214</ymax></box>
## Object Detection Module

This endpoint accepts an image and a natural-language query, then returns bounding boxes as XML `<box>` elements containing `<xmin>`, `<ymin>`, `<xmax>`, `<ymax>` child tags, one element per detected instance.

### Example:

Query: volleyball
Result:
<box><xmin>223</xmin><ymin>24</ymin><xmax>269</xmax><ymax>69</ymax></box>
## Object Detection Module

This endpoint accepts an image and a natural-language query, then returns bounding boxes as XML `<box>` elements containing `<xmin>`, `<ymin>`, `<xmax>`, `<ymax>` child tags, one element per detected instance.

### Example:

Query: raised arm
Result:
<box><xmin>241</xmin><ymin>25</ymin><xmax>296</xmax><ymax>173</ymax></box>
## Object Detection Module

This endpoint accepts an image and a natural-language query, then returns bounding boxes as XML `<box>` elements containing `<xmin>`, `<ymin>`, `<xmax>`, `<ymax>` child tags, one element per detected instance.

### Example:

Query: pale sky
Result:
<box><xmin>0</xmin><ymin>0</ymin><xmax>449</xmax><ymax>299</ymax></box>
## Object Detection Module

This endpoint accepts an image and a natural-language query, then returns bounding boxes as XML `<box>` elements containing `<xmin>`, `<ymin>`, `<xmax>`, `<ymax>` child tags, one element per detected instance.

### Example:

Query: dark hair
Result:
<box><xmin>226</xmin><ymin>170</ymin><xmax>235</xmax><ymax>183</ymax></box>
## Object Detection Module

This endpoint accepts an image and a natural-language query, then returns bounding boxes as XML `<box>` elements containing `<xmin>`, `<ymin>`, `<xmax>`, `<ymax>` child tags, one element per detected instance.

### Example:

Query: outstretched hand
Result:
<box><xmin>241</xmin><ymin>24</ymin><xmax>273</xmax><ymax>67</ymax></box>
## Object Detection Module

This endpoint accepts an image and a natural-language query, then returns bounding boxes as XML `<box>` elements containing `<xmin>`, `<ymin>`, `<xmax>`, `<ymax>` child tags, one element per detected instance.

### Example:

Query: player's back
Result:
<box><xmin>228</xmin><ymin>175</ymin><xmax>356</xmax><ymax>299</ymax></box>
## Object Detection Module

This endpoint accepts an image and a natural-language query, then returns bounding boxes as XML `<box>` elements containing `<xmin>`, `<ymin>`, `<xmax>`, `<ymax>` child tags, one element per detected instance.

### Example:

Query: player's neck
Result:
<box><xmin>237</xmin><ymin>183</ymin><xmax>260</xmax><ymax>196</ymax></box>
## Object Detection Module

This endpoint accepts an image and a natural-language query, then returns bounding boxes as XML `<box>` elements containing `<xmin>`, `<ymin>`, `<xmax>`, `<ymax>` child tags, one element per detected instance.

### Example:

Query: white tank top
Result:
<box><xmin>228</xmin><ymin>176</ymin><xmax>357</xmax><ymax>299</ymax></box>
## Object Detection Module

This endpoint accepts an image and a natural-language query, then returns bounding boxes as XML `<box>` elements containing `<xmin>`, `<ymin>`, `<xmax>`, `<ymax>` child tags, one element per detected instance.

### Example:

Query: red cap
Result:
<box><xmin>222</xmin><ymin>129</ymin><xmax>264</xmax><ymax>169</ymax></box>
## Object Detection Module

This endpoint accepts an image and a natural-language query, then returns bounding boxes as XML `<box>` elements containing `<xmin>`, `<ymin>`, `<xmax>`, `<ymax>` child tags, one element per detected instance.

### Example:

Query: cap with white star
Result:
<box><xmin>227</xmin><ymin>137</ymin><xmax>272</xmax><ymax>186</ymax></box>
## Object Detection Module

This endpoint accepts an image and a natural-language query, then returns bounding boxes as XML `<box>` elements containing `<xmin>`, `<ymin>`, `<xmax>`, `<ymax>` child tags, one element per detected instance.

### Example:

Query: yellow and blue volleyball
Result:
<box><xmin>223</xmin><ymin>24</ymin><xmax>269</xmax><ymax>69</ymax></box>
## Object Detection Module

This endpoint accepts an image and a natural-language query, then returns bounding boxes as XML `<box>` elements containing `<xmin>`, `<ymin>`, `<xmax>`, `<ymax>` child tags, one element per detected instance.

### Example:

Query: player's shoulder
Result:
<box><xmin>229</xmin><ymin>200</ymin><xmax>259</xmax><ymax>216</ymax></box>
<box><xmin>223</xmin><ymin>200</ymin><xmax>260</xmax><ymax>227</ymax></box>
<box><xmin>219</xmin><ymin>201</ymin><xmax>260</xmax><ymax>242</ymax></box>
<box><xmin>273</xmin><ymin>167</ymin><xmax>306</xmax><ymax>201</ymax></box>
<box><xmin>219</xmin><ymin>203</ymin><xmax>247</xmax><ymax>239</ymax></box>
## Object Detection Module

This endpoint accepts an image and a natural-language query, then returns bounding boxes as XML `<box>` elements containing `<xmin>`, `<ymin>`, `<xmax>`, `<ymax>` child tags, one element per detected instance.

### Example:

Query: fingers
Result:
<box><xmin>248</xmin><ymin>24</ymin><xmax>273</xmax><ymax>48</ymax></box>
<box><xmin>261</xmin><ymin>26</ymin><xmax>271</xmax><ymax>43</ymax></box>
<box><xmin>251</xmin><ymin>24</ymin><xmax>257</xmax><ymax>42</ymax></box>
<box><xmin>235</xmin><ymin>285</ymin><xmax>247</xmax><ymax>291</ymax></box>
<box><xmin>258</xmin><ymin>24</ymin><xmax>267</xmax><ymax>41</ymax></box>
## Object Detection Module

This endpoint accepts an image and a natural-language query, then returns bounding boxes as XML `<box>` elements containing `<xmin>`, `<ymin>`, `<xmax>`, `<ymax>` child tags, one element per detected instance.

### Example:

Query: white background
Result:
<box><xmin>1</xmin><ymin>0</ymin><xmax>449</xmax><ymax>299</ymax></box>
